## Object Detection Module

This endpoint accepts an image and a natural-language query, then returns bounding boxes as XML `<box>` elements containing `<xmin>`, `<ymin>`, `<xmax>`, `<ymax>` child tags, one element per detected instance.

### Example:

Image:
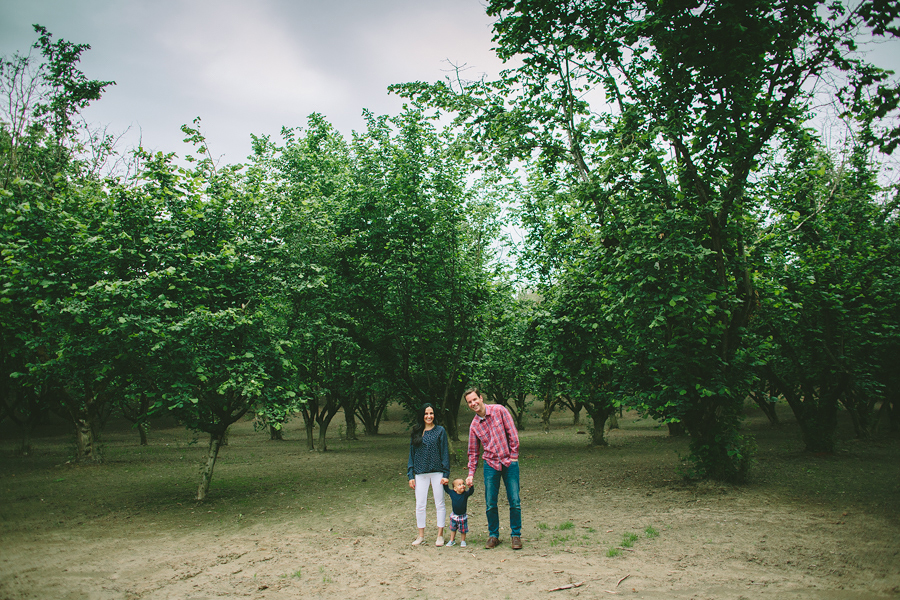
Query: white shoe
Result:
<box><xmin>411</xmin><ymin>536</ymin><xmax>424</xmax><ymax>546</ymax></box>
<box><xmin>460</xmin><ymin>541</ymin><xmax>467</xmax><ymax>547</ymax></box>
<box><xmin>445</xmin><ymin>540</ymin><xmax>456</xmax><ymax>547</ymax></box>
<box><xmin>435</xmin><ymin>535</ymin><xmax>444</xmax><ymax>547</ymax></box>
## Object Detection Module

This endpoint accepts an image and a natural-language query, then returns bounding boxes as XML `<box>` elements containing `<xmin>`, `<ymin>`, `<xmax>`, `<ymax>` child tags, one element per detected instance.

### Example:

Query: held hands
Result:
<box><xmin>465</xmin><ymin>475</ymin><xmax>474</xmax><ymax>487</ymax></box>
<box><xmin>440</xmin><ymin>478</ymin><xmax>449</xmax><ymax>486</ymax></box>
<box><xmin>409</xmin><ymin>479</ymin><xmax>415</xmax><ymax>490</ymax></box>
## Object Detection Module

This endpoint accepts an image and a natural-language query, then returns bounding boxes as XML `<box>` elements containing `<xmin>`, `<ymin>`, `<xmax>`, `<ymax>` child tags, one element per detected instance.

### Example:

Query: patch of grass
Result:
<box><xmin>645</xmin><ymin>525</ymin><xmax>659</xmax><ymax>538</ymax></box>
<box><xmin>279</xmin><ymin>568</ymin><xmax>302</xmax><ymax>579</ymax></box>
<box><xmin>550</xmin><ymin>533</ymin><xmax>572</xmax><ymax>547</ymax></box>
<box><xmin>607</xmin><ymin>547</ymin><xmax>622</xmax><ymax>557</ymax></box>
<box><xmin>556</xmin><ymin>520</ymin><xmax>574</xmax><ymax>530</ymax></box>
<box><xmin>621</xmin><ymin>532</ymin><xmax>639</xmax><ymax>547</ymax></box>
<box><xmin>537</xmin><ymin>522</ymin><xmax>549</xmax><ymax>530</ymax></box>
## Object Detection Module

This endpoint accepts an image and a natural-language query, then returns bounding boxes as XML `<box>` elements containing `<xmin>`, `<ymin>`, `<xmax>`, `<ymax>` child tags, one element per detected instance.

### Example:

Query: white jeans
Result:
<box><xmin>414</xmin><ymin>472</ymin><xmax>446</xmax><ymax>529</ymax></box>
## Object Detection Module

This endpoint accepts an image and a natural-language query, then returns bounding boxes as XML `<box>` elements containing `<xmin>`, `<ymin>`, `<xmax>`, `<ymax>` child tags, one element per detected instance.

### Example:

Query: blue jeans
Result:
<box><xmin>483</xmin><ymin>461</ymin><xmax>521</xmax><ymax>538</ymax></box>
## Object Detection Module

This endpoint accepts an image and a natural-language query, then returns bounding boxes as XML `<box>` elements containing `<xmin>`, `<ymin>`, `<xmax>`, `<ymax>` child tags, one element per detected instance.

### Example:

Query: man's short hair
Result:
<box><xmin>464</xmin><ymin>386</ymin><xmax>481</xmax><ymax>398</ymax></box>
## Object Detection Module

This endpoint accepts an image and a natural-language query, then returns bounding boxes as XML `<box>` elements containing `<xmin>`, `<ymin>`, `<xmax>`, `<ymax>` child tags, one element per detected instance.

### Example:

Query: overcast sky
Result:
<box><xmin>2</xmin><ymin>1</ymin><xmax>899</xmax><ymax>169</ymax></box>
<box><xmin>0</xmin><ymin>0</ymin><xmax>506</xmax><ymax>165</ymax></box>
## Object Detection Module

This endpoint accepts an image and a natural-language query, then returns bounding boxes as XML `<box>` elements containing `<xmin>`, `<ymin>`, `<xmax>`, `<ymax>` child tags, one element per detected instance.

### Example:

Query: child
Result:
<box><xmin>443</xmin><ymin>478</ymin><xmax>475</xmax><ymax>547</ymax></box>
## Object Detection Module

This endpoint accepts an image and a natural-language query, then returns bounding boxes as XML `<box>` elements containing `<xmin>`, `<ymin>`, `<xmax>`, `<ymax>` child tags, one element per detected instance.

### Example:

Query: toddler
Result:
<box><xmin>443</xmin><ymin>478</ymin><xmax>475</xmax><ymax>547</ymax></box>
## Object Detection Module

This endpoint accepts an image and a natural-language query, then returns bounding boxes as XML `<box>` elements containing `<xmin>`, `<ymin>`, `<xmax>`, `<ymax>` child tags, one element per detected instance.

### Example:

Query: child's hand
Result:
<box><xmin>440</xmin><ymin>478</ymin><xmax>449</xmax><ymax>486</ymax></box>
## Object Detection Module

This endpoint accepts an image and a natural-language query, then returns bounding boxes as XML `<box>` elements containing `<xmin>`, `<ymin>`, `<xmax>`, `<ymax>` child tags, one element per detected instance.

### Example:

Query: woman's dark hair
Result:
<box><xmin>410</xmin><ymin>403</ymin><xmax>435</xmax><ymax>447</ymax></box>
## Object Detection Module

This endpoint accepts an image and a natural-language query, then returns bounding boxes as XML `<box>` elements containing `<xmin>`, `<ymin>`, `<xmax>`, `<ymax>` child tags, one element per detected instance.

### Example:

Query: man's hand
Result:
<box><xmin>409</xmin><ymin>479</ymin><xmax>415</xmax><ymax>490</ymax></box>
<box><xmin>465</xmin><ymin>475</ymin><xmax>474</xmax><ymax>487</ymax></box>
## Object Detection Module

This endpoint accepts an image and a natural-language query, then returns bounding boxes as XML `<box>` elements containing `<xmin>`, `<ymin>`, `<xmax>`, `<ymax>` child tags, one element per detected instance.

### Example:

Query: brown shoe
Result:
<box><xmin>511</xmin><ymin>536</ymin><xmax>523</xmax><ymax>550</ymax></box>
<box><xmin>485</xmin><ymin>536</ymin><xmax>501</xmax><ymax>549</ymax></box>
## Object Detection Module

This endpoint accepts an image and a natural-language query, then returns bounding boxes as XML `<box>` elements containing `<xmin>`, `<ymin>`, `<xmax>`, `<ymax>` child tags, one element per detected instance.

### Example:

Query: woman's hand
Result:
<box><xmin>409</xmin><ymin>479</ymin><xmax>416</xmax><ymax>489</ymax></box>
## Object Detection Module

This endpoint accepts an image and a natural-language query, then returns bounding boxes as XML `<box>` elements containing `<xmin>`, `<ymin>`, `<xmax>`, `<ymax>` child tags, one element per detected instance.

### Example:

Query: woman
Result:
<box><xmin>407</xmin><ymin>403</ymin><xmax>450</xmax><ymax>546</ymax></box>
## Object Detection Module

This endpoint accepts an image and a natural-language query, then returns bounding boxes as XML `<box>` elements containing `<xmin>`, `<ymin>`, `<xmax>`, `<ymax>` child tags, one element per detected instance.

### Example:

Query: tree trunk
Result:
<box><xmin>667</xmin><ymin>421</ymin><xmax>685</xmax><ymax>437</ymax></box>
<box><xmin>683</xmin><ymin>394</ymin><xmax>750</xmax><ymax>482</ymax></box>
<box><xmin>269</xmin><ymin>425</ymin><xmax>284</xmax><ymax>441</ymax></box>
<box><xmin>138</xmin><ymin>394</ymin><xmax>150</xmax><ymax>446</ymax></box>
<box><xmin>357</xmin><ymin>410</ymin><xmax>380</xmax><ymax>436</ymax></box>
<box><xmin>317</xmin><ymin>420</ymin><xmax>329</xmax><ymax>452</ymax></box>
<box><xmin>443</xmin><ymin>404</ymin><xmax>459</xmax><ymax>442</ymax></box>
<box><xmin>541</xmin><ymin>393</ymin><xmax>557</xmax><ymax>433</ymax></box>
<box><xmin>513</xmin><ymin>393</ymin><xmax>528</xmax><ymax>431</ymax></box>
<box><xmin>607</xmin><ymin>412</ymin><xmax>619</xmax><ymax>430</ymax></box>
<box><xmin>572</xmin><ymin>400</ymin><xmax>583</xmax><ymax>425</ymax></box>
<box><xmin>72</xmin><ymin>410</ymin><xmax>101</xmax><ymax>463</ymax></box>
<box><xmin>584</xmin><ymin>394</ymin><xmax>614</xmax><ymax>447</ymax></box>
<box><xmin>798</xmin><ymin>398</ymin><xmax>838</xmax><ymax>454</ymax></box>
<box><xmin>196</xmin><ymin>431</ymin><xmax>225</xmax><ymax>501</ymax></box>
<box><xmin>873</xmin><ymin>393</ymin><xmax>899</xmax><ymax>436</ymax></box>
<box><xmin>840</xmin><ymin>387</ymin><xmax>873</xmax><ymax>440</ymax></box>
<box><xmin>441</xmin><ymin>380</ymin><xmax>465</xmax><ymax>441</ymax></box>
<box><xmin>889</xmin><ymin>397</ymin><xmax>900</xmax><ymax>436</ymax></box>
<box><xmin>587</xmin><ymin>411</ymin><xmax>610</xmax><ymax>446</ymax></box>
<box><xmin>343</xmin><ymin>406</ymin><xmax>358</xmax><ymax>441</ymax></box>
<box><xmin>315</xmin><ymin>396</ymin><xmax>340</xmax><ymax>452</ymax></box>
<box><xmin>782</xmin><ymin>378</ymin><xmax>843</xmax><ymax>454</ymax></box>
<box><xmin>302</xmin><ymin>412</ymin><xmax>316</xmax><ymax>450</ymax></box>
<box><xmin>750</xmin><ymin>391</ymin><xmax>780</xmax><ymax>426</ymax></box>
<box><xmin>355</xmin><ymin>391</ymin><xmax>388</xmax><ymax>436</ymax></box>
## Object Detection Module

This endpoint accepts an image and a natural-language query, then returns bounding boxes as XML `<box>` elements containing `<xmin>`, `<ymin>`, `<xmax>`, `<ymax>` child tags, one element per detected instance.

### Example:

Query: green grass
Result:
<box><xmin>607</xmin><ymin>547</ymin><xmax>622</xmax><ymax>557</ymax></box>
<box><xmin>279</xmin><ymin>568</ymin><xmax>302</xmax><ymax>579</ymax></box>
<box><xmin>621</xmin><ymin>532</ymin><xmax>639</xmax><ymax>547</ymax></box>
<box><xmin>645</xmin><ymin>525</ymin><xmax>659</xmax><ymax>538</ymax></box>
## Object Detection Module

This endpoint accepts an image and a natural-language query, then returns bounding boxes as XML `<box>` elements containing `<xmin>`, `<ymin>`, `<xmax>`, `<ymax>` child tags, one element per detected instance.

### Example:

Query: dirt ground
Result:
<box><xmin>1</xmin><ymin>403</ymin><xmax>898</xmax><ymax>600</ymax></box>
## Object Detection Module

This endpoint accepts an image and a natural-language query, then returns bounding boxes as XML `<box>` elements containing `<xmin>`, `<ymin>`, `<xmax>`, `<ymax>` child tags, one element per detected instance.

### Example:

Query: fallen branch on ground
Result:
<box><xmin>549</xmin><ymin>582</ymin><xmax>584</xmax><ymax>592</ymax></box>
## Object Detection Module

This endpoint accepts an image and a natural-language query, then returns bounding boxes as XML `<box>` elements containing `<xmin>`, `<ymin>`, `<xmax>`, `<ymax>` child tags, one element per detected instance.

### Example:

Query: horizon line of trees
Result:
<box><xmin>3</xmin><ymin>1</ymin><xmax>900</xmax><ymax>499</ymax></box>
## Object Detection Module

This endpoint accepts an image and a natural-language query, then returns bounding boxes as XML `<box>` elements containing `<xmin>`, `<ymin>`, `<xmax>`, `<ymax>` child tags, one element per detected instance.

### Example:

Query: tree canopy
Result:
<box><xmin>2</xmin><ymin>5</ymin><xmax>898</xmax><ymax>495</ymax></box>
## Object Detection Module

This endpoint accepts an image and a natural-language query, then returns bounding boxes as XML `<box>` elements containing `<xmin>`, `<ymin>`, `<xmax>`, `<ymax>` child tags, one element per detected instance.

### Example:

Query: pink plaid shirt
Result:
<box><xmin>467</xmin><ymin>404</ymin><xmax>519</xmax><ymax>477</ymax></box>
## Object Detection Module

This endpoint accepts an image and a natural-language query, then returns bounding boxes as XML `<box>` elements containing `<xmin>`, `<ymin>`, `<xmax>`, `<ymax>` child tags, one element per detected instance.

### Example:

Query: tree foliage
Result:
<box><xmin>393</xmin><ymin>0</ymin><xmax>900</xmax><ymax>479</ymax></box>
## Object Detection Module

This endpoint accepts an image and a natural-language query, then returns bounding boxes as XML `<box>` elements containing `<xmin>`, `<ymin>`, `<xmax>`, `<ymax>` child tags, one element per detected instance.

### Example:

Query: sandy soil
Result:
<box><xmin>1</xmin><ymin>405</ymin><xmax>898</xmax><ymax>600</ymax></box>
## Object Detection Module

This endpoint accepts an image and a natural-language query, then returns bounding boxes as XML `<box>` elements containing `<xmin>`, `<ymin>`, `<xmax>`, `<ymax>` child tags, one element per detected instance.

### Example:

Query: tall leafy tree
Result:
<box><xmin>475</xmin><ymin>288</ymin><xmax>534</xmax><ymax>431</ymax></box>
<box><xmin>753</xmin><ymin>138</ymin><xmax>900</xmax><ymax>451</ymax></box>
<box><xmin>345</xmin><ymin>109</ymin><xmax>496</xmax><ymax>440</ymax></box>
<box><xmin>247</xmin><ymin>114</ymin><xmax>360</xmax><ymax>451</ymax></box>
<box><xmin>1</xmin><ymin>27</ymin><xmax>115</xmax><ymax>460</ymax></box>
<box><xmin>136</xmin><ymin>132</ymin><xmax>298</xmax><ymax>499</ymax></box>
<box><xmin>394</xmin><ymin>0</ymin><xmax>900</xmax><ymax>480</ymax></box>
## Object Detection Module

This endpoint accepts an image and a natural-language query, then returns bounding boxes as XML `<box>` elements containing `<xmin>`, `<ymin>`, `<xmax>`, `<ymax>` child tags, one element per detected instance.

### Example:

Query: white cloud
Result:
<box><xmin>152</xmin><ymin>1</ymin><xmax>351</xmax><ymax>109</ymax></box>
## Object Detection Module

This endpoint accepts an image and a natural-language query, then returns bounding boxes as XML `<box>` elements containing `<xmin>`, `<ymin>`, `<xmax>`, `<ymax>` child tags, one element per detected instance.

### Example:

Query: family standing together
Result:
<box><xmin>406</xmin><ymin>387</ymin><xmax>523</xmax><ymax>550</ymax></box>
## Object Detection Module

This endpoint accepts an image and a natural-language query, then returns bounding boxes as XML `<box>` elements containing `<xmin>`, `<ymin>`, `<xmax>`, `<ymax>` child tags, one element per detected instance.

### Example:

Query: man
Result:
<box><xmin>464</xmin><ymin>386</ymin><xmax>522</xmax><ymax>550</ymax></box>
